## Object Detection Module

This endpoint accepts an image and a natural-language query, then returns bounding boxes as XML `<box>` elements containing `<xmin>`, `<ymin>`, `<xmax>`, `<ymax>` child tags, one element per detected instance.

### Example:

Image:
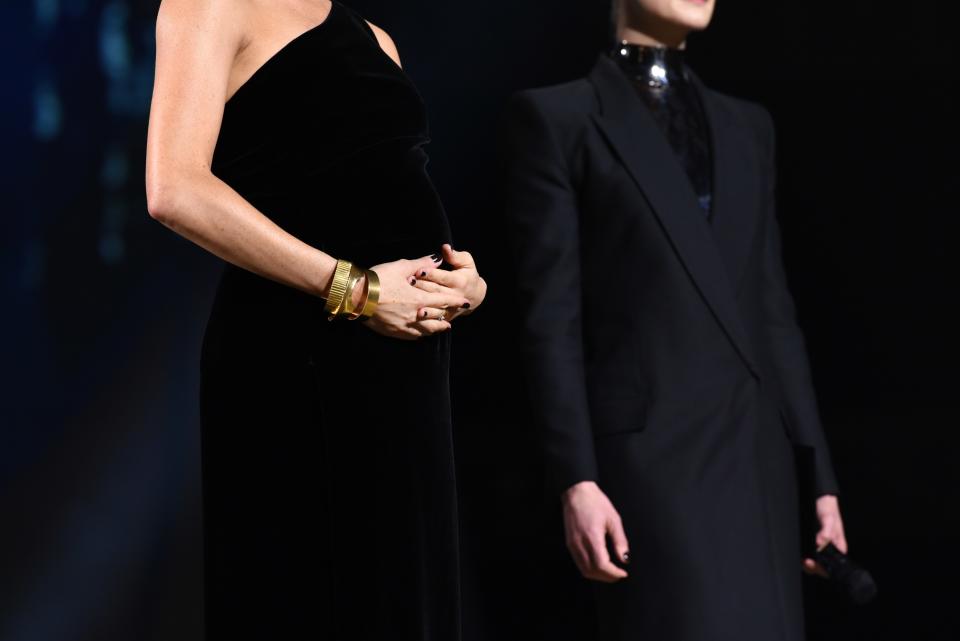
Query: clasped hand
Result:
<box><xmin>364</xmin><ymin>243</ymin><xmax>486</xmax><ymax>340</ymax></box>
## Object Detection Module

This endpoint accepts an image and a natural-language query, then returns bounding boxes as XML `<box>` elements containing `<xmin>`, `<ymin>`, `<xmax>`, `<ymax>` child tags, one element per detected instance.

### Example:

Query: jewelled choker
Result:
<box><xmin>610</xmin><ymin>41</ymin><xmax>688</xmax><ymax>91</ymax></box>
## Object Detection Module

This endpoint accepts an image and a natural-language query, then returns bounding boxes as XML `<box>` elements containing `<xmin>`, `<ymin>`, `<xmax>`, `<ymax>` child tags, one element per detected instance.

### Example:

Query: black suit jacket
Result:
<box><xmin>503</xmin><ymin>55</ymin><xmax>839</xmax><ymax>501</ymax></box>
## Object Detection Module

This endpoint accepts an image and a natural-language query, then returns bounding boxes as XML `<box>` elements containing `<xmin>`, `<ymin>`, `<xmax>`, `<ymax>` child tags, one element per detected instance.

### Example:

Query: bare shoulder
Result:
<box><xmin>155</xmin><ymin>0</ymin><xmax>248</xmax><ymax>45</ymax></box>
<box><xmin>364</xmin><ymin>20</ymin><xmax>402</xmax><ymax>68</ymax></box>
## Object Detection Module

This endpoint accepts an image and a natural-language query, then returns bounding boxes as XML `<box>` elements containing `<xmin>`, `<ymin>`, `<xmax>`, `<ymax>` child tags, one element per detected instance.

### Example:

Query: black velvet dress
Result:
<box><xmin>199</xmin><ymin>3</ymin><xmax>458</xmax><ymax>639</ymax></box>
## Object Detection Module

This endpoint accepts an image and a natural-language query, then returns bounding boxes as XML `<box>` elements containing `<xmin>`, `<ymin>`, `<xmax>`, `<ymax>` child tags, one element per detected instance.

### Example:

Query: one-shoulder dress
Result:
<box><xmin>198</xmin><ymin>3</ymin><xmax>459</xmax><ymax>639</ymax></box>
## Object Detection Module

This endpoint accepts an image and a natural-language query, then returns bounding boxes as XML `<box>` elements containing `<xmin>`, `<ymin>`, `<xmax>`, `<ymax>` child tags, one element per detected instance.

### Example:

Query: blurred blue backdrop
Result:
<box><xmin>2</xmin><ymin>2</ymin><xmax>207</xmax><ymax>639</ymax></box>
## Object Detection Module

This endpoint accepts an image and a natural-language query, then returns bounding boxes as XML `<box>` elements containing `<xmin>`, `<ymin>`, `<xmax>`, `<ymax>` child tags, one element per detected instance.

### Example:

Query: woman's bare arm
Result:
<box><xmin>366</xmin><ymin>21</ymin><xmax>402</xmax><ymax>68</ymax></box>
<box><xmin>146</xmin><ymin>0</ymin><xmax>469</xmax><ymax>340</ymax></box>
<box><xmin>145</xmin><ymin>0</ymin><xmax>337</xmax><ymax>297</ymax></box>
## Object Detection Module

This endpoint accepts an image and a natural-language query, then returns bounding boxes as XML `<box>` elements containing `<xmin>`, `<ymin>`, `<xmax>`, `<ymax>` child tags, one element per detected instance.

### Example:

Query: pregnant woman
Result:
<box><xmin>145</xmin><ymin>1</ymin><xmax>485</xmax><ymax>639</ymax></box>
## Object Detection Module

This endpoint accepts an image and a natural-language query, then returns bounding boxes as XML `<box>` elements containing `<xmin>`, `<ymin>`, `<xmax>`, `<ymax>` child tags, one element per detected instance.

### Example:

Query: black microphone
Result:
<box><xmin>813</xmin><ymin>543</ymin><xmax>878</xmax><ymax>604</ymax></box>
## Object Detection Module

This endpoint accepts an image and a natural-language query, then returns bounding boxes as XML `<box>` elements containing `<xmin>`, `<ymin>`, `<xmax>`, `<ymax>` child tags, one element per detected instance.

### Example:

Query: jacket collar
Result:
<box><xmin>587</xmin><ymin>54</ymin><xmax>761</xmax><ymax>377</ymax></box>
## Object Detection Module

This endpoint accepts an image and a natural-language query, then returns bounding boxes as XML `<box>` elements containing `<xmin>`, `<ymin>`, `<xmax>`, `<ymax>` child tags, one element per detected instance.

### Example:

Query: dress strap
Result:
<box><xmin>336</xmin><ymin>2</ymin><xmax>379</xmax><ymax>43</ymax></box>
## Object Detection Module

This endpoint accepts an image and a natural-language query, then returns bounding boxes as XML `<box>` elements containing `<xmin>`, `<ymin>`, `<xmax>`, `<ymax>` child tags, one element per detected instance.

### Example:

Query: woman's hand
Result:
<box><xmin>362</xmin><ymin>254</ymin><xmax>469</xmax><ymax>340</ymax></box>
<box><xmin>413</xmin><ymin>244</ymin><xmax>487</xmax><ymax>322</ymax></box>
<box><xmin>803</xmin><ymin>494</ymin><xmax>848</xmax><ymax>577</ymax></box>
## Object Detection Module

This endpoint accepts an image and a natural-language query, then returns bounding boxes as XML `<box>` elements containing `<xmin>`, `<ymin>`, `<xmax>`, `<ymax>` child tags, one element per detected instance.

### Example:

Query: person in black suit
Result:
<box><xmin>503</xmin><ymin>1</ymin><xmax>849</xmax><ymax>639</ymax></box>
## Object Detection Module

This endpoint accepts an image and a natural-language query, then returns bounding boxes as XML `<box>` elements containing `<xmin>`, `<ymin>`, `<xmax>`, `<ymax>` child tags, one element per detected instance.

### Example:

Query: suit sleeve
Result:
<box><xmin>501</xmin><ymin>93</ymin><xmax>598</xmax><ymax>496</ymax></box>
<box><xmin>757</xmin><ymin>107</ymin><xmax>840</xmax><ymax>497</ymax></box>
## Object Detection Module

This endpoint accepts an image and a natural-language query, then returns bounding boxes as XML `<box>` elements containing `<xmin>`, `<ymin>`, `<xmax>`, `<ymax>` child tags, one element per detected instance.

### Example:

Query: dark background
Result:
<box><xmin>1</xmin><ymin>1</ymin><xmax>956</xmax><ymax>640</ymax></box>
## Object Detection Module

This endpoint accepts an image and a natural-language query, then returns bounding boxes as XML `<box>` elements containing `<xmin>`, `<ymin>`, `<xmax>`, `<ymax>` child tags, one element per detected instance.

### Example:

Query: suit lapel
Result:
<box><xmin>692</xmin><ymin>70</ymin><xmax>763</xmax><ymax>295</ymax></box>
<box><xmin>587</xmin><ymin>56</ymin><xmax>760</xmax><ymax>378</ymax></box>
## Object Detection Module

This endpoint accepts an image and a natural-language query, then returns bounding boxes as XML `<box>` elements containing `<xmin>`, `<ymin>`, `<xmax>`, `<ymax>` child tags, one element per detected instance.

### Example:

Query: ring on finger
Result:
<box><xmin>438</xmin><ymin>311</ymin><xmax>446</xmax><ymax>321</ymax></box>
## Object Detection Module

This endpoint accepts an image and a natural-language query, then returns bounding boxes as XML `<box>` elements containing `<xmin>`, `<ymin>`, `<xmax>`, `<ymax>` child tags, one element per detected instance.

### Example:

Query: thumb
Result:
<box><xmin>442</xmin><ymin>243</ymin><xmax>474</xmax><ymax>269</ymax></box>
<box><xmin>609</xmin><ymin>513</ymin><xmax>630</xmax><ymax>566</ymax></box>
<box><xmin>815</xmin><ymin>525</ymin><xmax>831</xmax><ymax>551</ymax></box>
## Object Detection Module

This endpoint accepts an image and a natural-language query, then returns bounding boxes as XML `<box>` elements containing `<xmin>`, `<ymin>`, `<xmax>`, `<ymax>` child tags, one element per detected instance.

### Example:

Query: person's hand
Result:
<box><xmin>562</xmin><ymin>481</ymin><xmax>629</xmax><ymax>583</ymax></box>
<box><xmin>413</xmin><ymin>244</ymin><xmax>486</xmax><ymax>323</ymax></box>
<box><xmin>803</xmin><ymin>494</ymin><xmax>848</xmax><ymax>577</ymax></box>
<box><xmin>361</xmin><ymin>254</ymin><xmax>468</xmax><ymax>340</ymax></box>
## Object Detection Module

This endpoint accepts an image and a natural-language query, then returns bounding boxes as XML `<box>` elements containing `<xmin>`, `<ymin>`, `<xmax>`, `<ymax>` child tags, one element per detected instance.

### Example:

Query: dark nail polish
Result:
<box><xmin>423</xmin><ymin>310</ymin><xmax>428</xmax><ymax>318</ymax></box>
<box><xmin>420</xmin><ymin>270</ymin><xmax>427</xmax><ymax>277</ymax></box>
<box><xmin>461</xmin><ymin>302</ymin><xmax>470</xmax><ymax>309</ymax></box>
<box><xmin>410</xmin><ymin>278</ymin><xmax>417</xmax><ymax>285</ymax></box>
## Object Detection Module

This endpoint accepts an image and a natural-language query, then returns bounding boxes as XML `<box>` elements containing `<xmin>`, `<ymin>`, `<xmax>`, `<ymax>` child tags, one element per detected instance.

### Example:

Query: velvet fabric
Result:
<box><xmin>199</xmin><ymin>3</ymin><xmax>458</xmax><ymax>639</ymax></box>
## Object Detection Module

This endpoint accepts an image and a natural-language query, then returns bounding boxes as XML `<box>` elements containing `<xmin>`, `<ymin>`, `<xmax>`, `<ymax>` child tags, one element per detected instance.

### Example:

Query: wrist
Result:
<box><xmin>315</xmin><ymin>252</ymin><xmax>339</xmax><ymax>299</ymax></box>
<box><xmin>349</xmin><ymin>274</ymin><xmax>368</xmax><ymax>310</ymax></box>
<box><xmin>322</xmin><ymin>259</ymin><xmax>380</xmax><ymax>321</ymax></box>
<box><xmin>563</xmin><ymin>480</ymin><xmax>598</xmax><ymax>502</ymax></box>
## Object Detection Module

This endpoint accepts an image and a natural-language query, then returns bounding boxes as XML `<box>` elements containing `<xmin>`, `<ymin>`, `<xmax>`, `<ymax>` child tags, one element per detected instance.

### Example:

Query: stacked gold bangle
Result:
<box><xmin>324</xmin><ymin>259</ymin><xmax>380</xmax><ymax>321</ymax></box>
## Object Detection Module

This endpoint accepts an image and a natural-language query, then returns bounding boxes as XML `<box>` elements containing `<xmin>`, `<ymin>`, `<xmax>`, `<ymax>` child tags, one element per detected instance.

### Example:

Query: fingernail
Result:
<box><xmin>410</xmin><ymin>277</ymin><xmax>417</xmax><ymax>285</ymax></box>
<box><xmin>431</xmin><ymin>254</ymin><xmax>441</xmax><ymax>262</ymax></box>
<box><xmin>423</xmin><ymin>310</ymin><xmax>428</xmax><ymax>318</ymax></box>
<box><xmin>461</xmin><ymin>302</ymin><xmax>470</xmax><ymax>309</ymax></box>
<box><xmin>623</xmin><ymin>551</ymin><xmax>630</xmax><ymax>563</ymax></box>
<box><xmin>420</xmin><ymin>270</ymin><xmax>427</xmax><ymax>277</ymax></box>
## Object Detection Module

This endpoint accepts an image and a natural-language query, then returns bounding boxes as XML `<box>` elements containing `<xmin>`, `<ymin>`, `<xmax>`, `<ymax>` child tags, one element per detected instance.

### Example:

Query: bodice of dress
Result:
<box><xmin>610</xmin><ymin>42</ymin><xmax>713</xmax><ymax>215</ymax></box>
<box><xmin>211</xmin><ymin>1</ymin><xmax>451</xmax><ymax>268</ymax></box>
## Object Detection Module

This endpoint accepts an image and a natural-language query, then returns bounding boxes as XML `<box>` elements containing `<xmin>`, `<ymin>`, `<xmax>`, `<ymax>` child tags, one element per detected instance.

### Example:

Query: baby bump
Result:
<box><xmin>290</xmin><ymin>138</ymin><xmax>452</xmax><ymax>266</ymax></box>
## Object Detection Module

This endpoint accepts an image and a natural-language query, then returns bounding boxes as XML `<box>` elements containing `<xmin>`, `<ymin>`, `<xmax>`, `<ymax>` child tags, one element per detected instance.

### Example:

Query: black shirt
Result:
<box><xmin>611</xmin><ymin>42</ymin><xmax>713</xmax><ymax>215</ymax></box>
